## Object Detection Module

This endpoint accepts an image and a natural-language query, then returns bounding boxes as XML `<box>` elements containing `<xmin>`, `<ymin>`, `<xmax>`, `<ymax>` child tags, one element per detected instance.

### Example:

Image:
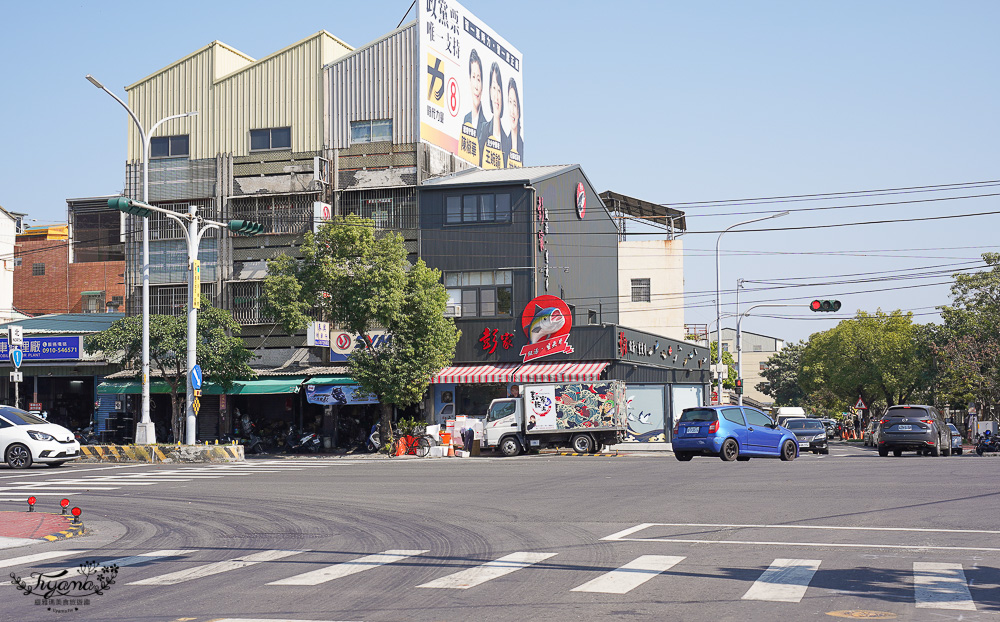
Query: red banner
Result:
<box><xmin>519</xmin><ymin>334</ymin><xmax>575</xmax><ymax>362</ymax></box>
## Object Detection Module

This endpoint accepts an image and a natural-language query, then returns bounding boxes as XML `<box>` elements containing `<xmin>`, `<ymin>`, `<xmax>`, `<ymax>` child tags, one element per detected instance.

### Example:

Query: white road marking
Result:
<box><xmin>0</xmin><ymin>464</ymin><xmax>149</xmax><ymax>480</ymax></box>
<box><xmin>0</xmin><ymin>490</ymin><xmax>95</xmax><ymax>495</ymax></box>
<box><xmin>571</xmin><ymin>555</ymin><xmax>685</xmax><ymax>594</ymax></box>
<box><xmin>0</xmin><ymin>549</ymin><xmax>88</xmax><ymax>569</ymax></box>
<box><xmin>417</xmin><ymin>552</ymin><xmax>556</xmax><ymax>589</ymax></box>
<box><xmin>602</xmin><ymin>523</ymin><xmax>656</xmax><ymax>541</ymax></box>
<box><xmin>127</xmin><ymin>549</ymin><xmax>306</xmax><ymax>586</ymax></box>
<box><xmin>604</xmin><ymin>522</ymin><xmax>1000</xmax><ymax>537</ymax></box>
<box><xmin>211</xmin><ymin>618</ymin><xmax>360</xmax><ymax>622</ymax></box>
<box><xmin>268</xmin><ymin>549</ymin><xmax>428</xmax><ymax>586</ymax></box>
<box><xmin>742</xmin><ymin>558</ymin><xmax>821</xmax><ymax>602</ymax></box>
<box><xmin>2</xmin><ymin>549</ymin><xmax>199</xmax><ymax>585</ymax></box>
<box><xmin>914</xmin><ymin>562</ymin><xmax>976</xmax><ymax>610</ymax></box>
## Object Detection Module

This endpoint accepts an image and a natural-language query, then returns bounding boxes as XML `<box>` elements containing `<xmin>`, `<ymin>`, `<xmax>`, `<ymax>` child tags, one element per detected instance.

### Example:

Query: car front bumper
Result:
<box><xmin>32</xmin><ymin>441</ymin><xmax>82</xmax><ymax>462</ymax></box>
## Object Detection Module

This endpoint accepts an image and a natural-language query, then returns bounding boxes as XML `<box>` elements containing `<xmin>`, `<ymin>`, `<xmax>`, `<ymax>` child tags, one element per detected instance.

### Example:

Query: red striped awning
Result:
<box><xmin>511</xmin><ymin>361</ymin><xmax>610</xmax><ymax>383</ymax></box>
<box><xmin>431</xmin><ymin>362</ymin><xmax>521</xmax><ymax>384</ymax></box>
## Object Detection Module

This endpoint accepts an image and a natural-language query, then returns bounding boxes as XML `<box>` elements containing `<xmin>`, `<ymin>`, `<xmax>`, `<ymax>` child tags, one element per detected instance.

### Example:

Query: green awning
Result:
<box><xmin>81</xmin><ymin>290</ymin><xmax>105</xmax><ymax>296</ymax></box>
<box><xmin>97</xmin><ymin>380</ymin><xmax>172</xmax><ymax>394</ymax></box>
<box><xmin>225</xmin><ymin>377</ymin><xmax>305</xmax><ymax>395</ymax></box>
<box><xmin>304</xmin><ymin>376</ymin><xmax>355</xmax><ymax>386</ymax></box>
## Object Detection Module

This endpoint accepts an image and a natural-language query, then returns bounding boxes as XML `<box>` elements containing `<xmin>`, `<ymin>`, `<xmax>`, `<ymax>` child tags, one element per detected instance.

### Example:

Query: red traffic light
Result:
<box><xmin>810</xmin><ymin>300</ymin><xmax>822</xmax><ymax>311</ymax></box>
<box><xmin>810</xmin><ymin>299</ymin><xmax>842</xmax><ymax>312</ymax></box>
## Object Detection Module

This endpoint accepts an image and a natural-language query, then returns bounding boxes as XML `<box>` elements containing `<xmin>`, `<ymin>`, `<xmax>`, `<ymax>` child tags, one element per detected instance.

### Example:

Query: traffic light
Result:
<box><xmin>108</xmin><ymin>197</ymin><xmax>152</xmax><ymax>218</ymax></box>
<box><xmin>735</xmin><ymin>379</ymin><xmax>743</xmax><ymax>395</ymax></box>
<box><xmin>810</xmin><ymin>299</ymin><xmax>841</xmax><ymax>312</ymax></box>
<box><xmin>227</xmin><ymin>220</ymin><xmax>264</xmax><ymax>235</ymax></box>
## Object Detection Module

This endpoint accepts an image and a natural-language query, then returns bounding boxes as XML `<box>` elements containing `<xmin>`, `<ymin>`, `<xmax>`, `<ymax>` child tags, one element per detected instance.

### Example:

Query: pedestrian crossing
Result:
<box><xmin>0</xmin><ymin>459</ymin><xmax>340</xmax><ymax>502</ymax></box>
<box><xmin>1</xmin><ymin>546</ymin><xmax>985</xmax><ymax>611</ymax></box>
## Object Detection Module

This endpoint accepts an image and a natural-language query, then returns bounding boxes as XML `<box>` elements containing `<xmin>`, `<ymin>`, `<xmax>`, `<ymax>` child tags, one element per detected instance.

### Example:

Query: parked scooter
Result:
<box><xmin>240</xmin><ymin>414</ymin><xmax>266</xmax><ymax>455</ymax></box>
<box><xmin>366</xmin><ymin>422</ymin><xmax>382</xmax><ymax>452</ymax></box>
<box><xmin>975</xmin><ymin>430</ymin><xmax>1000</xmax><ymax>456</ymax></box>
<box><xmin>285</xmin><ymin>425</ymin><xmax>321</xmax><ymax>454</ymax></box>
<box><xmin>74</xmin><ymin>426</ymin><xmax>98</xmax><ymax>445</ymax></box>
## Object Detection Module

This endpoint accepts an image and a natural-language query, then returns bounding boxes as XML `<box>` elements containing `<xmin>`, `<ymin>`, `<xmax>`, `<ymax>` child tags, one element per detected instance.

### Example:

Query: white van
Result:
<box><xmin>775</xmin><ymin>407</ymin><xmax>807</xmax><ymax>428</ymax></box>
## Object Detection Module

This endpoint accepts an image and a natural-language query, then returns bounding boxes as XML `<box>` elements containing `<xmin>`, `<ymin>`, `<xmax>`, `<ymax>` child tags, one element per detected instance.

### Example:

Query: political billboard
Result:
<box><xmin>419</xmin><ymin>0</ymin><xmax>524</xmax><ymax>169</ymax></box>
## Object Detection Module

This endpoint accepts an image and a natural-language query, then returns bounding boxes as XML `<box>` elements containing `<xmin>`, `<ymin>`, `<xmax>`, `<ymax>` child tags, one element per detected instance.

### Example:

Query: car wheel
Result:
<box><xmin>878</xmin><ymin>446</ymin><xmax>889</xmax><ymax>457</ymax></box>
<box><xmin>571</xmin><ymin>434</ymin><xmax>593</xmax><ymax>454</ymax></box>
<box><xmin>780</xmin><ymin>440</ymin><xmax>797</xmax><ymax>461</ymax></box>
<box><xmin>893</xmin><ymin>448</ymin><xmax>903</xmax><ymax>457</ymax></box>
<box><xmin>5</xmin><ymin>444</ymin><xmax>32</xmax><ymax>469</ymax></box>
<box><xmin>675</xmin><ymin>452</ymin><xmax>693</xmax><ymax>462</ymax></box>
<box><xmin>720</xmin><ymin>439</ymin><xmax>739</xmax><ymax>462</ymax></box>
<box><xmin>942</xmin><ymin>443</ymin><xmax>951</xmax><ymax>457</ymax></box>
<box><xmin>500</xmin><ymin>437</ymin><xmax>522</xmax><ymax>457</ymax></box>
<box><xmin>956</xmin><ymin>448</ymin><xmax>963</xmax><ymax>455</ymax></box>
<box><xmin>736</xmin><ymin>456</ymin><xmax>751</xmax><ymax>462</ymax></box>
<box><xmin>930</xmin><ymin>444</ymin><xmax>941</xmax><ymax>457</ymax></box>
<box><xmin>45</xmin><ymin>461</ymin><xmax>67</xmax><ymax>468</ymax></box>
<box><xmin>976</xmin><ymin>445</ymin><xmax>985</xmax><ymax>456</ymax></box>
<box><xmin>820</xmin><ymin>447</ymin><xmax>830</xmax><ymax>455</ymax></box>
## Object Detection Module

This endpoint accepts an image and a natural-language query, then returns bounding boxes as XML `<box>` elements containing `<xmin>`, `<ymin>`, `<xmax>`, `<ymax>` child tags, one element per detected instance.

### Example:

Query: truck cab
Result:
<box><xmin>485</xmin><ymin>398</ymin><xmax>521</xmax><ymax>455</ymax></box>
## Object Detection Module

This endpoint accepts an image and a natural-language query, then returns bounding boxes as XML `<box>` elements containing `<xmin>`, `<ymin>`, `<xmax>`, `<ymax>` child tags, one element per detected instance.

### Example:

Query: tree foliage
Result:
<box><xmin>84</xmin><ymin>299</ymin><xmax>254</xmax><ymax>442</ymax></box>
<box><xmin>263</xmin><ymin>216</ymin><xmax>460</xmax><ymax>439</ymax></box>
<box><xmin>756</xmin><ymin>341</ymin><xmax>806</xmax><ymax>406</ymax></box>
<box><xmin>799</xmin><ymin>309</ymin><xmax>929</xmax><ymax>416</ymax></box>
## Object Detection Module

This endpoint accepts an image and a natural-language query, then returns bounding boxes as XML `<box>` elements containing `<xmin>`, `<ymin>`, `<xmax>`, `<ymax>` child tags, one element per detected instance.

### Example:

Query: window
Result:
<box><xmin>13</xmin><ymin>257</ymin><xmax>22</xmax><ymax>267</ymax></box>
<box><xmin>722</xmin><ymin>408</ymin><xmax>745</xmax><ymax>425</ymax></box>
<box><xmin>445</xmin><ymin>270</ymin><xmax>513</xmax><ymax>317</ymax></box>
<box><xmin>631</xmin><ymin>278</ymin><xmax>651</xmax><ymax>302</ymax></box>
<box><xmin>743</xmin><ymin>408</ymin><xmax>773</xmax><ymax>427</ymax></box>
<box><xmin>150</xmin><ymin>135</ymin><xmax>189</xmax><ymax>158</ymax></box>
<box><xmin>82</xmin><ymin>292</ymin><xmax>104</xmax><ymax>314</ymax></box>
<box><xmin>445</xmin><ymin>192</ymin><xmax>512</xmax><ymax>224</ymax></box>
<box><xmin>109</xmin><ymin>296</ymin><xmax>124</xmax><ymax>311</ymax></box>
<box><xmin>349</xmin><ymin>119</ymin><xmax>392</xmax><ymax>144</ymax></box>
<box><xmin>588</xmin><ymin>309</ymin><xmax>598</xmax><ymax>325</ymax></box>
<box><xmin>487</xmin><ymin>400</ymin><xmax>516</xmax><ymax>422</ymax></box>
<box><xmin>753</xmin><ymin>345</ymin><xmax>763</xmax><ymax>352</ymax></box>
<box><xmin>759</xmin><ymin>362</ymin><xmax>767</xmax><ymax>371</ymax></box>
<box><xmin>250</xmin><ymin>127</ymin><xmax>291</xmax><ymax>152</ymax></box>
<box><xmin>722</xmin><ymin>343</ymin><xmax>729</xmax><ymax>352</ymax></box>
<box><xmin>32</xmin><ymin>263</ymin><xmax>45</xmax><ymax>276</ymax></box>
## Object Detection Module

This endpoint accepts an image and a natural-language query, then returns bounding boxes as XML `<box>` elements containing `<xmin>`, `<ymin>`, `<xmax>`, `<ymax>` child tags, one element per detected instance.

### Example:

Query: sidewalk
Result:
<box><xmin>0</xmin><ymin>511</ymin><xmax>84</xmax><ymax>549</ymax></box>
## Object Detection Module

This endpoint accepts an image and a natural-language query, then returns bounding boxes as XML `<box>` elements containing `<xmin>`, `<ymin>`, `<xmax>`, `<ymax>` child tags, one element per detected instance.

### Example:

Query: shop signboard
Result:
<box><xmin>524</xmin><ymin>384</ymin><xmax>557</xmax><ymax>431</ymax></box>
<box><xmin>329</xmin><ymin>331</ymin><xmax>392</xmax><ymax>362</ymax></box>
<box><xmin>0</xmin><ymin>336</ymin><xmax>82</xmax><ymax>361</ymax></box>
<box><xmin>519</xmin><ymin>295</ymin><xmax>573</xmax><ymax>363</ymax></box>
<box><xmin>305</xmin><ymin>384</ymin><xmax>378</xmax><ymax>405</ymax></box>
<box><xmin>307</xmin><ymin>321</ymin><xmax>331</xmax><ymax>347</ymax></box>
<box><xmin>418</xmin><ymin>0</ymin><xmax>524</xmax><ymax>169</ymax></box>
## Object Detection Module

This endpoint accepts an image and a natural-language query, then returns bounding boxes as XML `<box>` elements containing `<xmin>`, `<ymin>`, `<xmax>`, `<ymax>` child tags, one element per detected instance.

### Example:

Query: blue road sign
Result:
<box><xmin>190</xmin><ymin>364</ymin><xmax>203</xmax><ymax>390</ymax></box>
<box><xmin>10</xmin><ymin>348</ymin><xmax>22</xmax><ymax>369</ymax></box>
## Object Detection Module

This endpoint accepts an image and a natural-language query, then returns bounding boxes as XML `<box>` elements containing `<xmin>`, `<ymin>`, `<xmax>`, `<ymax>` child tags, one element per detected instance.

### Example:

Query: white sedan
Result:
<box><xmin>0</xmin><ymin>406</ymin><xmax>81</xmax><ymax>469</ymax></box>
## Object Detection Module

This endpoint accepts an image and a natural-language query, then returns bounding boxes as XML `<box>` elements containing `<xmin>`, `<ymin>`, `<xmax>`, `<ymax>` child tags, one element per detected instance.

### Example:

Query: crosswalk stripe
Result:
<box><xmin>0</xmin><ymin>549</ymin><xmax>88</xmax><ymax>570</ymax></box>
<box><xmin>4</xmin><ymin>549</ymin><xmax>199</xmax><ymax>585</ymax></box>
<box><xmin>417</xmin><ymin>552</ymin><xmax>556</xmax><ymax>589</ymax></box>
<box><xmin>268</xmin><ymin>549</ymin><xmax>428</xmax><ymax>586</ymax></box>
<box><xmin>571</xmin><ymin>555</ymin><xmax>685</xmax><ymax>594</ymax></box>
<box><xmin>211</xmin><ymin>618</ymin><xmax>361</xmax><ymax>622</ymax></box>
<box><xmin>914</xmin><ymin>562</ymin><xmax>976</xmax><ymax>610</ymax></box>
<box><xmin>127</xmin><ymin>549</ymin><xmax>306</xmax><ymax>586</ymax></box>
<box><xmin>742</xmin><ymin>558</ymin><xmax>821</xmax><ymax>602</ymax></box>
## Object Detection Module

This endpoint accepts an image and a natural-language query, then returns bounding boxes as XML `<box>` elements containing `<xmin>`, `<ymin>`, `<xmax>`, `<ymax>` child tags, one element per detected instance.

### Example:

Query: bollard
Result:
<box><xmin>71</xmin><ymin>507</ymin><xmax>82</xmax><ymax>526</ymax></box>
<box><xmin>27</xmin><ymin>496</ymin><xmax>36</xmax><ymax>512</ymax></box>
<box><xmin>60</xmin><ymin>498</ymin><xmax>70</xmax><ymax>515</ymax></box>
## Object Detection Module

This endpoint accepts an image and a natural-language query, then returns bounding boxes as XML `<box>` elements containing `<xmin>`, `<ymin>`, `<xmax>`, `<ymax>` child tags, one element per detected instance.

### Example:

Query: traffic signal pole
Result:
<box><xmin>735</xmin><ymin>303</ymin><xmax>799</xmax><ymax>407</ymax></box>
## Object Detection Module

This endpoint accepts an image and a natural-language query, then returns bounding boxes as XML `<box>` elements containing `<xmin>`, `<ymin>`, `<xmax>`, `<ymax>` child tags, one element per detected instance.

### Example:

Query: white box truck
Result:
<box><xmin>483</xmin><ymin>381</ymin><xmax>627</xmax><ymax>456</ymax></box>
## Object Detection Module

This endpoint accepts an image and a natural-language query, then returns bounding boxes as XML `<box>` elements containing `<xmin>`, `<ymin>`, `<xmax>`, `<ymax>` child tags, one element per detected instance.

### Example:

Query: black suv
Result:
<box><xmin>875</xmin><ymin>405</ymin><xmax>951</xmax><ymax>457</ymax></box>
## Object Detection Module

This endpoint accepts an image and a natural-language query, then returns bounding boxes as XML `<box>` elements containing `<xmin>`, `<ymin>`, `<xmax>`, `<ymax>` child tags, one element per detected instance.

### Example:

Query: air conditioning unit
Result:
<box><xmin>444</xmin><ymin>304</ymin><xmax>462</xmax><ymax>318</ymax></box>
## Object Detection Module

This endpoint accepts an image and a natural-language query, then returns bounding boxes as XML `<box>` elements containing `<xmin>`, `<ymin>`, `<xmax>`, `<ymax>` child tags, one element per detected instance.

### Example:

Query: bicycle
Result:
<box><xmin>388</xmin><ymin>428</ymin><xmax>435</xmax><ymax>458</ymax></box>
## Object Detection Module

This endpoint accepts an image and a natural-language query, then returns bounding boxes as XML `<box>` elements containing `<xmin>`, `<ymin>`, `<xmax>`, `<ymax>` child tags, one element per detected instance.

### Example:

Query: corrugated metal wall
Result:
<box><xmin>126</xmin><ymin>33</ymin><xmax>352</xmax><ymax>161</ymax></box>
<box><xmin>326</xmin><ymin>24</ymin><xmax>417</xmax><ymax>149</ymax></box>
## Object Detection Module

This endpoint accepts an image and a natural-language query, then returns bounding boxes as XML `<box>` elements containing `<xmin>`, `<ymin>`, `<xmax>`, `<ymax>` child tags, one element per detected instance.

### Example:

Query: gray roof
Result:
<box><xmin>105</xmin><ymin>365</ymin><xmax>350</xmax><ymax>380</ymax></box>
<box><xmin>420</xmin><ymin>164</ymin><xmax>579</xmax><ymax>188</ymax></box>
<box><xmin>0</xmin><ymin>313</ymin><xmax>126</xmax><ymax>334</ymax></box>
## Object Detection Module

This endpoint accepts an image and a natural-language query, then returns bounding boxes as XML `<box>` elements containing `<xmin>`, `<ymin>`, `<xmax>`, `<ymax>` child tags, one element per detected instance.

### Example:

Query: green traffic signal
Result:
<box><xmin>227</xmin><ymin>220</ymin><xmax>264</xmax><ymax>235</ymax></box>
<box><xmin>108</xmin><ymin>197</ymin><xmax>152</xmax><ymax>218</ymax></box>
<box><xmin>810</xmin><ymin>300</ymin><xmax>842</xmax><ymax>312</ymax></box>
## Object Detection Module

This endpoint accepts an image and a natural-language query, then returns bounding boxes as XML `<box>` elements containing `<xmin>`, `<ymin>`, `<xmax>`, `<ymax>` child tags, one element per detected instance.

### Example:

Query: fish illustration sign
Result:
<box><xmin>519</xmin><ymin>295</ymin><xmax>574</xmax><ymax>363</ymax></box>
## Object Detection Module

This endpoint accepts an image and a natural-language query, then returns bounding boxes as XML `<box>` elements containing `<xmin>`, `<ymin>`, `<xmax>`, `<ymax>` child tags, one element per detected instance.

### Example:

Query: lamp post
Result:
<box><xmin>714</xmin><ymin>211</ymin><xmax>789</xmax><ymax>404</ymax></box>
<box><xmin>86</xmin><ymin>74</ymin><xmax>197</xmax><ymax>445</ymax></box>
<box><xmin>109</xmin><ymin>197</ymin><xmax>262</xmax><ymax>444</ymax></box>
<box><xmin>735</xmin><ymin>303</ymin><xmax>797</xmax><ymax>406</ymax></box>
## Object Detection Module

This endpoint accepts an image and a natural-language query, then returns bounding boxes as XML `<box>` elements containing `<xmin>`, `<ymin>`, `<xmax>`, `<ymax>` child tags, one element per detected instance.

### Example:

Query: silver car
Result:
<box><xmin>947</xmin><ymin>423</ymin><xmax>964</xmax><ymax>455</ymax></box>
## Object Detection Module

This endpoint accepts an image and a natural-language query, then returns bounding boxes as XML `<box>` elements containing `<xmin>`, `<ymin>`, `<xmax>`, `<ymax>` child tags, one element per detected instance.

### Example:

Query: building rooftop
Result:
<box><xmin>421</xmin><ymin>164</ymin><xmax>580</xmax><ymax>187</ymax></box>
<box><xmin>0</xmin><ymin>313</ymin><xmax>126</xmax><ymax>334</ymax></box>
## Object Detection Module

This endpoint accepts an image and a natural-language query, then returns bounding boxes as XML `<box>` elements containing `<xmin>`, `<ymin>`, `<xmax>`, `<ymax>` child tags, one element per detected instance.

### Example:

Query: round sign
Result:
<box><xmin>447</xmin><ymin>77</ymin><xmax>460</xmax><ymax>117</ymax></box>
<box><xmin>335</xmin><ymin>333</ymin><xmax>352</xmax><ymax>350</ymax></box>
<box><xmin>575</xmin><ymin>183</ymin><xmax>587</xmax><ymax>219</ymax></box>
<box><xmin>521</xmin><ymin>295</ymin><xmax>573</xmax><ymax>344</ymax></box>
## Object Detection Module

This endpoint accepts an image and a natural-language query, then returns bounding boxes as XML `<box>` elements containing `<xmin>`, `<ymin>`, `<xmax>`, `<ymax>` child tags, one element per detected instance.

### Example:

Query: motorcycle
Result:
<box><xmin>285</xmin><ymin>424</ymin><xmax>321</xmax><ymax>454</ymax></box>
<box><xmin>240</xmin><ymin>414</ymin><xmax>266</xmax><ymax>455</ymax></box>
<box><xmin>74</xmin><ymin>425</ymin><xmax>98</xmax><ymax>445</ymax></box>
<box><xmin>366</xmin><ymin>422</ymin><xmax>382</xmax><ymax>452</ymax></box>
<box><xmin>975</xmin><ymin>431</ymin><xmax>1000</xmax><ymax>456</ymax></box>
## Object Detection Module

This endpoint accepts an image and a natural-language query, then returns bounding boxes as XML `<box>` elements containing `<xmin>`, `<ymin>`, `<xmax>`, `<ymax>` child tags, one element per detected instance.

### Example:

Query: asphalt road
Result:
<box><xmin>2</xmin><ymin>442</ymin><xmax>999</xmax><ymax>622</ymax></box>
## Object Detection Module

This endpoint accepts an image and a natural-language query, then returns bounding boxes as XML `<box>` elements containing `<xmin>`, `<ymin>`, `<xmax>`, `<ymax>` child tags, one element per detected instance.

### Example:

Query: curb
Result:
<box><xmin>554</xmin><ymin>452</ymin><xmax>626</xmax><ymax>457</ymax></box>
<box><xmin>79</xmin><ymin>444</ymin><xmax>244</xmax><ymax>463</ymax></box>
<box><xmin>41</xmin><ymin>522</ymin><xmax>86</xmax><ymax>542</ymax></box>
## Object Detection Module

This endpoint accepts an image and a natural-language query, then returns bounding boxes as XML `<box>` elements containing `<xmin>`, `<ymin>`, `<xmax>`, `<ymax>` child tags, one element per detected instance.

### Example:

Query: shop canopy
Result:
<box><xmin>511</xmin><ymin>361</ymin><xmax>609</xmax><ymax>383</ymax></box>
<box><xmin>225</xmin><ymin>377</ymin><xmax>306</xmax><ymax>395</ymax></box>
<box><xmin>430</xmin><ymin>361</ymin><xmax>609</xmax><ymax>384</ymax></box>
<box><xmin>303</xmin><ymin>376</ymin><xmax>355</xmax><ymax>386</ymax></box>
<box><xmin>98</xmin><ymin>378</ymin><xmax>304</xmax><ymax>395</ymax></box>
<box><xmin>430</xmin><ymin>362</ymin><xmax>521</xmax><ymax>384</ymax></box>
<box><xmin>97</xmin><ymin>380</ymin><xmax>226</xmax><ymax>395</ymax></box>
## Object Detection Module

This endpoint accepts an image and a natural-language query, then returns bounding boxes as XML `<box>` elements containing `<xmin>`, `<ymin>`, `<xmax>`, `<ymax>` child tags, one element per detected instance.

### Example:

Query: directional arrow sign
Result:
<box><xmin>190</xmin><ymin>365</ymin><xmax>203</xmax><ymax>390</ymax></box>
<box><xmin>10</xmin><ymin>347</ymin><xmax>23</xmax><ymax>369</ymax></box>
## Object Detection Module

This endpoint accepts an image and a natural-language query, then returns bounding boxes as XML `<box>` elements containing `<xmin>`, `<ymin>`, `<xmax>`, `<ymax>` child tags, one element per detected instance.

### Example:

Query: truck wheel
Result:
<box><xmin>500</xmin><ymin>437</ymin><xmax>522</xmax><ymax>457</ymax></box>
<box><xmin>571</xmin><ymin>434</ymin><xmax>593</xmax><ymax>454</ymax></box>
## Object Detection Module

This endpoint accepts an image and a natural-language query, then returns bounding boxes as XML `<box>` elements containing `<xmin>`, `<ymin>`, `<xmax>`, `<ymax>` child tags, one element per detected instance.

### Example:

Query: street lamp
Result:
<box><xmin>86</xmin><ymin>74</ymin><xmax>197</xmax><ymax>445</ymax></box>
<box><xmin>714</xmin><ymin>211</ymin><xmax>788</xmax><ymax>404</ymax></box>
<box><xmin>109</xmin><ymin>197</ymin><xmax>263</xmax><ymax>444</ymax></box>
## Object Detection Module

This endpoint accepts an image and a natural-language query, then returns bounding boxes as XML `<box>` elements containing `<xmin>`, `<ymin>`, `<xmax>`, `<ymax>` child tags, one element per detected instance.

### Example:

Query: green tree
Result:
<box><xmin>937</xmin><ymin>253</ymin><xmax>1000</xmax><ymax>417</ymax></box>
<box><xmin>263</xmin><ymin>216</ymin><xmax>460</xmax><ymax>442</ymax></box>
<box><xmin>707</xmin><ymin>342</ymin><xmax>738</xmax><ymax>390</ymax></box>
<box><xmin>84</xmin><ymin>299</ymin><xmax>254</xmax><ymax>442</ymax></box>
<box><xmin>799</xmin><ymin>309</ymin><xmax>929</xmax><ymax>416</ymax></box>
<box><xmin>756</xmin><ymin>341</ymin><xmax>806</xmax><ymax>406</ymax></box>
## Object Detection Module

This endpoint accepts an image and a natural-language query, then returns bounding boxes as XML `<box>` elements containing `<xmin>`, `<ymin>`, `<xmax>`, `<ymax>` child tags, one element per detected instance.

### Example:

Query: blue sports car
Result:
<box><xmin>672</xmin><ymin>405</ymin><xmax>799</xmax><ymax>462</ymax></box>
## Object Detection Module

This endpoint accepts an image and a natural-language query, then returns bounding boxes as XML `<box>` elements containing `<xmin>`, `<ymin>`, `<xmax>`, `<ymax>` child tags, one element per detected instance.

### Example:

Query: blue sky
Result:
<box><xmin>1</xmin><ymin>0</ymin><xmax>997</xmax><ymax>343</ymax></box>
